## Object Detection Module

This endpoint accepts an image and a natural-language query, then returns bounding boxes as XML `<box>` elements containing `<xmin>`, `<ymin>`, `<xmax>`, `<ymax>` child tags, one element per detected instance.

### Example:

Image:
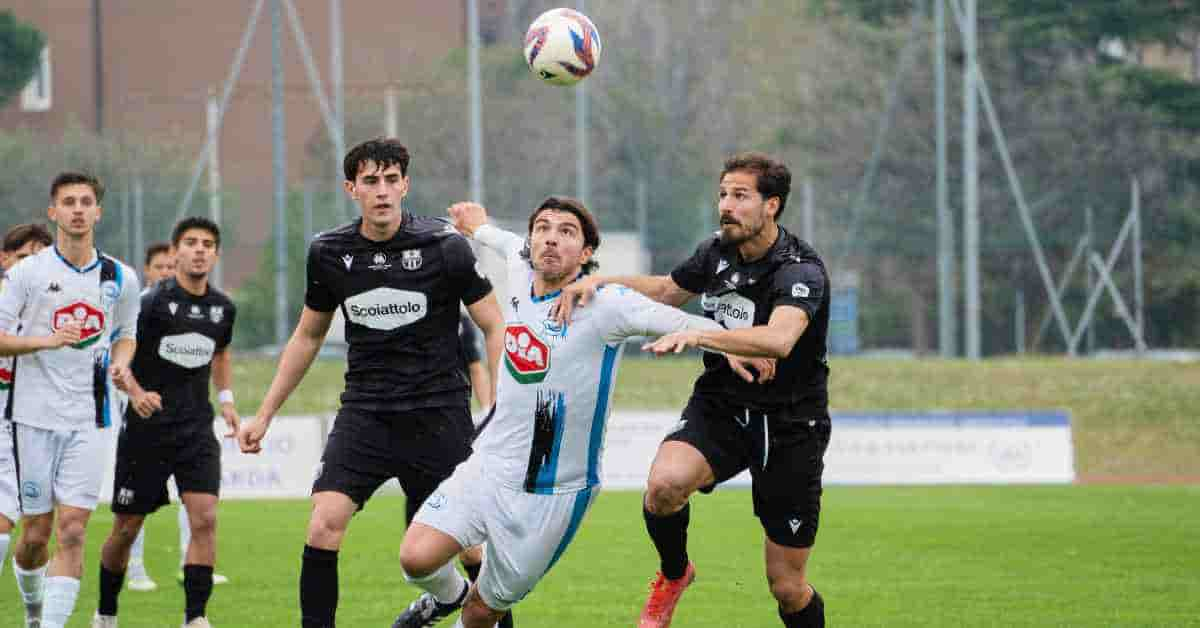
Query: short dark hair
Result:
<box><xmin>521</xmin><ymin>196</ymin><xmax>601</xmax><ymax>274</ymax></box>
<box><xmin>720</xmin><ymin>152</ymin><xmax>791</xmax><ymax>218</ymax></box>
<box><xmin>3</xmin><ymin>223</ymin><xmax>53</xmax><ymax>253</ymax></box>
<box><xmin>171</xmin><ymin>216</ymin><xmax>221</xmax><ymax>250</ymax></box>
<box><xmin>343</xmin><ymin>137</ymin><xmax>411</xmax><ymax>181</ymax></box>
<box><xmin>144</xmin><ymin>241</ymin><xmax>172</xmax><ymax>267</ymax></box>
<box><xmin>50</xmin><ymin>171</ymin><xmax>104</xmax><ymax>203</ymax></box>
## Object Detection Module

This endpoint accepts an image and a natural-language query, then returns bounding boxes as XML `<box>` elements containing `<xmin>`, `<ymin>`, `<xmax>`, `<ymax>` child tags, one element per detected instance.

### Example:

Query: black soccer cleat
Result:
<box><xmin>391</xmin><ymin>586</ymin><xmax>467</xmax><ymax>628</ymax></box>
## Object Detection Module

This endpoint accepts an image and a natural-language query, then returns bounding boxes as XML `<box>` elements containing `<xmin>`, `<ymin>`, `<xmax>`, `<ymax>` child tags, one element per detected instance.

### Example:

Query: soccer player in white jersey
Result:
<box><xmin>0</xmin><ymin>223</ymin><xmax>54</xmax><ymax>582</ymax></box>
<box><xmin>392</xmin><ymin>197</ymin><xmax>738</xmax><ymax>628</ymax></box>
<box><xmin>0</xmin><ymin>172</ymin><xmax>141</xmax><ymax>628</ymax></box>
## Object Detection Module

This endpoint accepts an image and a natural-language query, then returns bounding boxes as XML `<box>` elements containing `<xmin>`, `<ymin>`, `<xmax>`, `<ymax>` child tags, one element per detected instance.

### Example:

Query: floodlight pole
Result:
<box><xmin>271</xmin><ymin>0</ymin><xmax>289</xmax><ymax>346</ymax></box>
<box><xmin>468</xmin><ymin>0</ymin><xmax>484</xmax><ymax>204</ymax></box>
<box><xmin>962</xmin><ymin>0</ymin><xmax>981</xmax><ymax>360</ymax></box>
<box><xmin>207</xmin><ymin>89</ymin><xmax>223</xmax><ymax>290</ymax></box>
<box><xmin>935</xmin><ymin>0</ymin><xmax>956</xmax><ymax>357</ymax></box>
<box><xmin>575</xmin><ymin>0</ymin><xmax>590</xmax><ymax>208</ymax></box>
<box><xmin>331</xmin><ymin>0</ymin><xmax>346</xmax><ymax>221</ymax></box>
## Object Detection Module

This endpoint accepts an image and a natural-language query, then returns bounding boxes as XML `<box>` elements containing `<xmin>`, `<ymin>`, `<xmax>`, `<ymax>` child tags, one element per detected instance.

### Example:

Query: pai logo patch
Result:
<box><xmin>792</xmin><ymin>282</ymin><xmax>810</xmax><ymax>298</ymax></box>
<box><xmin>504</xmin><ymin>323</ymin><xmax>551</xmax><ymax>384</ymax></box>
<box><xmin>0</xmin><ymin>364</ymin><xmax>11</xmax><ymax>391</ymax></box>
<box><xmin>52</xmin><ymin>301</ymin><xmax>106</xmax><ymax>349</ymax></box>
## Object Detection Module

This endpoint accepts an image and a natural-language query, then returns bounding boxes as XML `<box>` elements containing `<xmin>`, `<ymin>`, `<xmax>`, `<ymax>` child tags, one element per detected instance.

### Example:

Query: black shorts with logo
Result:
<box><xmin>663</xmin><ymin>394</ymin><xmax>832</xmax><ymax>548</ymax></box>
<box><xmin>111</xmin><ymin>417</ymin><xmax>221</xmax><ymax>515</ymax></box>
<box><xmin>313</xmin><ymin>405</ymin><xmax>473</xmax><ymax>522</ymax></box>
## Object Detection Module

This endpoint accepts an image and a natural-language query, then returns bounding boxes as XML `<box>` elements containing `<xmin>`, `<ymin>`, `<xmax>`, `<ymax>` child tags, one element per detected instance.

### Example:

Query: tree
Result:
<box><xmin>0</xmin><ymin>10</ymin><xmax>45</xmax><ymax>108</ymax></box>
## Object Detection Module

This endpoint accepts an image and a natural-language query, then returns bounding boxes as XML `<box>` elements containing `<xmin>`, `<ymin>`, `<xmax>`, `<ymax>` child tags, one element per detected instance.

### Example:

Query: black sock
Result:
<box><xmin>460</xmin><ymin>559</ymin><xmax>515</xmax><ymax>627</ymax></box>
<box><xmin>779</xmin><ymin>587</ymin><xmax>824</xmax><ymax>628</ymax></box>
<box><xmin>98</xmin><ymin>564</ymin><xmax>125</xmax><ymax>616</ymax></box>
<box><xmin>643</xmin><ymin>501</ymin><xmax>690</xmax><ymax>580</ymax></box>
<box><xmin>183</xmin><ymin>564</ymin><xmax>214</xmax><ymax>622</ymax></box>
<box><xmin>301</xmin><ymin>545</ymin><xmax>339</xmax><ymax>628</ymax></box>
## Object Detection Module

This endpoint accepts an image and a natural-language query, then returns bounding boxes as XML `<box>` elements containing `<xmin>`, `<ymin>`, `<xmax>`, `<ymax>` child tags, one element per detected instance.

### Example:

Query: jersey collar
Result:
<box><xmin>53</xmin><ymin>245</ymin><xmax>101</xmax><ymax>274</ymax></box>
<box><xmin>529</xmin><ymin>270</ymin><xmax>586</xmax><ymax>303</ymax></box>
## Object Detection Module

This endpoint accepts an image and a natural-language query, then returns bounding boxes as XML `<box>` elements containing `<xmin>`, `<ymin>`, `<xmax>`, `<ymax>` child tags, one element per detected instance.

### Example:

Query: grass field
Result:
<box><xmin>53</xmin><ymin>486</ymin><xmax>1200</xmax><ymax>627</ymax></box>
<box><xmin>12</xmin><ymin>355</ymin><xmax>1199</xmax><ymax>626</ymax></box>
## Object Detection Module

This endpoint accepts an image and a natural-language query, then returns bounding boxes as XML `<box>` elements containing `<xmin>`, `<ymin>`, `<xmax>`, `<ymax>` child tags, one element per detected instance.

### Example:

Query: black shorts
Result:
<box><xmin>663</xmin><ymin>395</ymin><xmax>832</xmax><ymax>548</ymax></box>
<box><xmin>313</xmin><ymin>405</ymin><xmax>473</xmax><ymax>521</ymax></box>
<box><xmin>111</xmin><ymin>418</ymin><xmax>221</xmax><ymax>515</ymax></box>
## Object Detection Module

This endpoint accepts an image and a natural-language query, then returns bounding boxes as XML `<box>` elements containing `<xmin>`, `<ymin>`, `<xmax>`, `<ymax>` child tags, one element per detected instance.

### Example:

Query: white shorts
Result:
<box><xmin>0</xmin><ymin>422</ymin><xmax>19</xmax><ymax>523</ymax></box>
<box><xmin>13</xmin><ymin>423</ymin><xmax>113</xmax><ymax>515</ymax></box>
<box><xmin>413</xmin><ymin>455</ymin><xmax>599</xmax><ymax>611</ymax></box>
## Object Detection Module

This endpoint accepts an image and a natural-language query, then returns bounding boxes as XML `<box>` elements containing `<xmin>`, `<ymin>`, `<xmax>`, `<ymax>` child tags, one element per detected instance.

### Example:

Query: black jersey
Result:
<box><xmin>305</xmin><ymin>215</ymin><xmax>493</xmax><ymax>412</ymax></box>
<box><xmin>670</xmin><ymin>226</ymin><xmax>830</xmax><ymax>414</ymax></box>
<box><xmin>129</xmin><ymin>277</ymin><xmax>236</xmax><ymax>424</ymax></box>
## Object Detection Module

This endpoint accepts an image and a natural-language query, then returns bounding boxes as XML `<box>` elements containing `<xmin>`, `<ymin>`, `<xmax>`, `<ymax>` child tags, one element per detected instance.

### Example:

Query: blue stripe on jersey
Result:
<box><xmin>53</xmin><ymin>246</ymin><xmax>102</xmax><ymax>274</ymax></box>
<box><xmin>113</xmin><ymin>258</ymin><xmax>124</xmax><ymax>291</ymax></box>
<box><xmin>532</xmin><ymin>393</ymin><xmax>568</xmax><ymax>494</ymax></box>
<box><xmin>100</xmin><ymin>350</ymin><xmax>112</xmax><ymax>428</ymax></box>
<box><xmin>543</xmin><ymin>486</ymin><xmax>596</xmax><ymax>575</ymax></box>
<box><xmin>586</xmin><ymin>345</ymin><xmax>619</xmax><ymax>487</ymax></box>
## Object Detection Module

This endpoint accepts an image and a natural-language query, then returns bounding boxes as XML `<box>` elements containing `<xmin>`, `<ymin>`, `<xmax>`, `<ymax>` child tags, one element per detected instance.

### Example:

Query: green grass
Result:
<box><xmin>58</xmin><ymin>486</ymin><xmax>1200</xmax><ymax>627</ymax></box>
<box><xmin>232</xmin><ymin>355</ymin><xmax>1200</xmax><ymax>478</ymax></box>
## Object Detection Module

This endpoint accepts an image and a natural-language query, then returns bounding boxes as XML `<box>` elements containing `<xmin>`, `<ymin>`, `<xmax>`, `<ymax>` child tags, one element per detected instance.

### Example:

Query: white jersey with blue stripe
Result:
<box><xmin>0</xmin><ymin>246</ymin><xmax>140</xmax><ymax>431</ymax></box>
<box><xmin>471</xmin><ymin>224</ymin><xmax>720</xmax><ymax>495</ymax></box>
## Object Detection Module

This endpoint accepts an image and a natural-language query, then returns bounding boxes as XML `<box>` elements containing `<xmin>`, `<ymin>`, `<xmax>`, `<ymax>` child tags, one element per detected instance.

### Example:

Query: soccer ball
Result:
<box><xmin>523</xmin><ymin>8</ymin><xmax>602</xmax><ymax>87</ymax></box>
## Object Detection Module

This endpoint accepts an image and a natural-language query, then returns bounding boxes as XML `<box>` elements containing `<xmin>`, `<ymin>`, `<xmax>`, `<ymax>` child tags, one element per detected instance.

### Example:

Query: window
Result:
<box><xmin>20</xmin><ymin>46</ymin><xmax>51</xmax><ymax>112</ymax></box>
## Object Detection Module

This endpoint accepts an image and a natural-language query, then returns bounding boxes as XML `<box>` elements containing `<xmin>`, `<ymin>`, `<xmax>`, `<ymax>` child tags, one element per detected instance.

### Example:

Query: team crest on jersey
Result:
<box><xmin>210</xmin><ymin>305</ymin><xmax>224</xmax><ymax>323</ymax></box>
<box><xmin>0</xmin><ymin>365</ymin><xmax>11</xmax><ymax>391</ymax></box>
<box><xmin>100</xmin><ymin>280</ymin><xmax>120</xmax><ymax>307</ymax></box>
<box><xmin>369</xmin><ymin>252</ymin><xmax>391</xmax><ymax>271</ymax></box>
<box><xmin>716</xmin><ymin>259</ymin><xmax>729</xmax><ymax>275</ymax></box>
<box><xmin>541</xmin><ymin>318</ymin><xmax>567</xmax><ymax>339</ymax></box>
<box><xmin>52</xmin><ymin>301</ymin><xmax>105</xmax><ymax>349</ymax></box>
<box><xmin>504</xmin><ymin>323</ymin><xmax>551</xmax><ymax>384</ymax></box>
<box><xmin>168</xmin><ymin>302</ymin><xmax>179</xmax><ymax>315</ymax></box>
<box><xmin>188</xmin><ymin>305</ymin><xmax>204</xmax><ymax>319</ymax></box>
<box><xmin>400</xmin><ymin>249</ymin><xmax>422</xmax><ymax>271</ymax></box>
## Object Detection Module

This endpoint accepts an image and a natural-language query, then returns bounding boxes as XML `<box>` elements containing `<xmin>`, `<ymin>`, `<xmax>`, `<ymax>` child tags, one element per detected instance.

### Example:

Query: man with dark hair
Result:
<box><xmin>0</xmin><ymin>222</ymin><xmax>54</xmax><ymax>583</ymax></box>
<box><xmin>0</xmin><ymin>172</ymin><xmax>141</xmax><ymax>628</ymax></box>
<box><xmin>238</xmin><ymin>138</ymin><xmax>505</xmax><ymax>628</ymax></box>
<box><xmin>557</xmin><ymin>152</ymin><xmax>832</xmax><ymax>628</ymax></box>
<box><xmin>142</xmin><ymin>242</ymin><xmax>174</xmax><ymax>286</ymax></box>
<box><xmin>93</xmin><ymin>216</ymin><xmax>237</xmax><ymax>628</ymax></box>
<box><xmin>392</xmin><ymin>199</ymin><xmax>724</xmax><ymax>628</ymax></box>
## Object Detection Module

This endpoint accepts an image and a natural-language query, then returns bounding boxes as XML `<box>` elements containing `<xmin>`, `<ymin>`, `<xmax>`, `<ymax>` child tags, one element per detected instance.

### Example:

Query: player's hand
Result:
<box><xmin>47</xmin><ymin>320</ymin><xmax>83</xmax><ymax>349</ymax></box>
<box><xmin>220</xmin><ymin>403</ymin><xmax>241</xmax><ymax>439</ymax></box>
<box><xmin>109</xmin><ymin>364</ymin><xmax>133</xmax><ymax>392</ymax></box>
<box><xmin>552</xmin><ymin>275</ymin><xmax>604</xmax><ymax>324</ymax></box>
<box><xmin>447</xmin><ymin>202</ymin><xmax>489</xmax><ymax>237</ymax></box>
<box><xmin>642</xmin><ymin>330</ymin><xmax>703</xmax><ymax>356</ymax></box>
<box><xmin>238</xmin><ymin>418</ymin><xmax>270</xmax><ymax>454</ymax></box>
<box><xmin>726</xmin><ymin>354</ymin><xmax>776</xmax><ymax>384</ymax></box>
<box><xmin>130</xmin><ymin>390</ymin><xmax>163</xmax><ymax>418</ymax></box>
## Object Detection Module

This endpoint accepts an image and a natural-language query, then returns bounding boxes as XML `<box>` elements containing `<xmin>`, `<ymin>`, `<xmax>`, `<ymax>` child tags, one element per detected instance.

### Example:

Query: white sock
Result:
<box><xmin>178</xmin><ymin>504</ymin><xmax>191</xmax><ymax>566</ymax></box>
<box><xmin>14</xmin><ymin>559</ymin><xmax>47</xmax><ymax>607</ymax></box>
<box><xmin>41</xmin><ymin>575</ymin><xmax>80</xmax><ymax>628</ymax></box>
<box><xmin>130</xmin><ymin>527</ymin><xmax>147</xmax><ymax>567</ymax></box>
<box><xmin>404</xmin><ymin>561</ymin><xmax>467</xmax><ymax>605</ymax></box>
<box><xmin>453</xmin><ymin>618</ymin><xmax>466</xmax><ymax>628</ymax></box>
<box><xmin>0</xmin><ymin>533</ymin><xmax>9</xmax><ymax>577</ymax></box>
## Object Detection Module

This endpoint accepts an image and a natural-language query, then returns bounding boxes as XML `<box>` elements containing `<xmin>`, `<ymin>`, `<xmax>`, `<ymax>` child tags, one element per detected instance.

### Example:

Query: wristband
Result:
<box><xmin>217</xmin><ymin>389</ymin><xmax>234</xmax><ymax>405</ymax></box>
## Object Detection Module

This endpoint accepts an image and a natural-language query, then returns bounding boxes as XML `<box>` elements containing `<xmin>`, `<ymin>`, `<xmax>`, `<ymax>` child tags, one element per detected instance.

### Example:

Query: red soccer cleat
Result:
<box><xmin>638</xmin><ymin>562</ymin><xmax>696</xmax><ymax>628</ymax></box>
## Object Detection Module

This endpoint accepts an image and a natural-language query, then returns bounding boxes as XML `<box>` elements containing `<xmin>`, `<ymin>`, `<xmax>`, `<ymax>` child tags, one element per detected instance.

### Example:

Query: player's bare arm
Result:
<box><xmin>466</xmin><ymin>294</ymin><xmax>504</xmax><ymax>406</ymax></box>
<box><xmin>554</xmin><ymin>274</ymin><xmax>695</xmax><ymax>324</ymax></box>
<box><xmin>240</xmin><ymin>306</ymin><xmax>333</xmax><ymax>453</ymax></box>
<box><xmin>644</xmin><ymin>305</ymin><xmax>809</xmax><ymax>360</ymax></box>
<box><xmin>0</xmin><ymin>319</ymin><xmax>83</xmax><ymax>356</ymax></box>
<box><xmin>211</xmin><ymin>347</ymin><xmax>241</xmax><ymax>438</ymax></box>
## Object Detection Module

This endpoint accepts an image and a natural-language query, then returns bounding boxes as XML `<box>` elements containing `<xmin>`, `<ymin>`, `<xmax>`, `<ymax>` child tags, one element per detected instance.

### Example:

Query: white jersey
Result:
<box><xmin>471</xmin><ymin>224</ymin><xmax>721</xmax><ymax>494</ymax></box>
<box><xmin>1</xmin><ymin>272</ymin><xmax>15</xmax><ymax>418</ymax></box>
<box><xmin>0</xmin><ymin>246</ymin><xmax>140</xmax><ymax>431</ymax></box>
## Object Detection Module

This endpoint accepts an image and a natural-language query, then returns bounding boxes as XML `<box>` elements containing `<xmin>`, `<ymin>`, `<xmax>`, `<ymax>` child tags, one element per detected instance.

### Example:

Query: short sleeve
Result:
<box><xmin>771</xmin><ymin>261</ymin><xmax>826</xmax><ymax>318</ymax></box>
<box><xmin>669</xmin><ymin>239</ymin><xmax>715</xmax><ymax>295</ymax></box>
<box><xmin>443</xmin><ymin>235</ymin><xmax>493</xmax><ymax>306</ymax></box>
<box><xmin>304</xmin><ymin>240</ymin><xmax>339</xmax><ymax>312</ymax></box>
<box><xmin>219</xmin><ymin>301</ymin><xmax>237</xmax><ymax>349</ymax></box>
<box><xmin>0</xmin><ymin>262</ymin><xmax>30</xmax><ymax>332</ymax></box>
<box><xmin>113</xmin><ymin>265</ymin><xmax>141</xmax><ymax>342</ymax></box>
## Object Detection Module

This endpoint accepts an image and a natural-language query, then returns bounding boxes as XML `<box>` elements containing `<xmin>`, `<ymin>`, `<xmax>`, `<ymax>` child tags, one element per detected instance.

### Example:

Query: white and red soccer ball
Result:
<box><xmin>523</xmin><ymin>8</ymin><xmax>602</xmax><ymax>87</ymax></box>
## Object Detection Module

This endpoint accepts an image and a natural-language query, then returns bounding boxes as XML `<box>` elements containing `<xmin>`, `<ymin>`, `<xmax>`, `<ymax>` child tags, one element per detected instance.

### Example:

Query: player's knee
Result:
<box><xmin>19</xmin><ymin>519</ymin><xmax>52</xmax><ymax>547</ymax></box>
<box><xmin>461</xmin><ymin>587</ymin><xmax>504</xmax><ymax>626</ymax></box>
<box><xmin>398</xmin><ymin>543</ymin><xmax>441</xmax><ymax>579</ymax></box>
<box><xmin>306</xmin><ymin>512</ymin><xmax>348</xmax><ymax>548</ymax></box>
<box><xmin>645</xmin><ymin>473</ymin><xmax>692</xmax><ymax>515</ymax></box>
<box><xmin>458</xmin><ymin>544</ymin><xmax>483</xmax><ymax>566</ymax></box>
<box><xmin>112</xmin><ymin>517</ymin><xmax>143</xmax><ymax>545</ymax></box>
<box><xmin>55</xmin><ymin>519</ymin><xmax>88</xmax><ymax>550</ymax></box>
<box><xmin>189</xmin><ymin>510</ymin><xmax>217</xmax><ymax>536</ymax></box>
<box><xmin>768</xmin><ymin>574</ymin><xmax>810</xmax><ymax>608</ymax></box>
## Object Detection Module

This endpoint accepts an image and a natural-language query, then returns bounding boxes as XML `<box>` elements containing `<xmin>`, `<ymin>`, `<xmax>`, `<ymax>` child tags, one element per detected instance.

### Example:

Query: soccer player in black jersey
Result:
<box><xmin>237</xmin><ymin>138</ymin><xmax>505</xmax><ymax>628</ymax></box>
<box><xmin>95</xmin><ymin>217</ymin><xmax>238</xmax><ymax>628</ymax></box>
<box><xmin>557</xmin><ymin>153</ymin><xmax>832</xmax><ymax>628</ymax></box>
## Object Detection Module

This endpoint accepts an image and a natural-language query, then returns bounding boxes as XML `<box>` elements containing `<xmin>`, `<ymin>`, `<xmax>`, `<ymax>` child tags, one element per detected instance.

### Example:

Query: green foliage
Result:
<box><xmin>0</xmin><ymin>10</ymin><xmax>44</xmax><ymax>108</ymax></box>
